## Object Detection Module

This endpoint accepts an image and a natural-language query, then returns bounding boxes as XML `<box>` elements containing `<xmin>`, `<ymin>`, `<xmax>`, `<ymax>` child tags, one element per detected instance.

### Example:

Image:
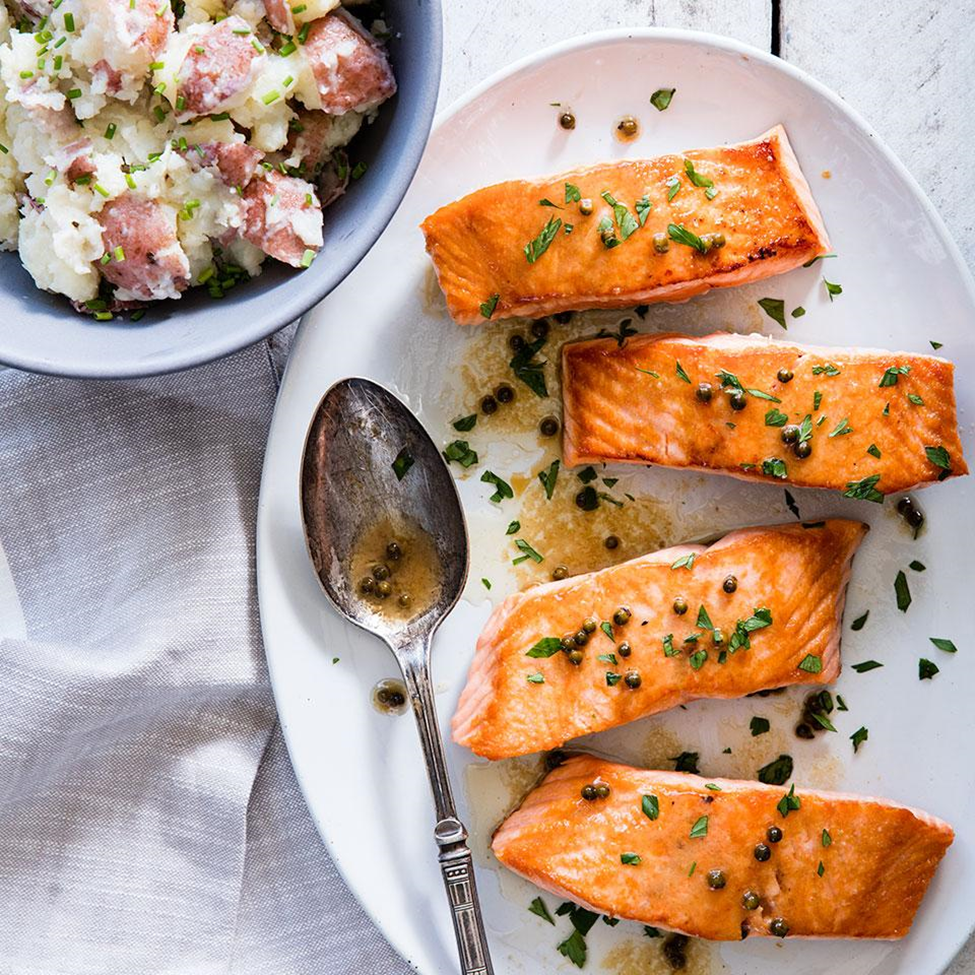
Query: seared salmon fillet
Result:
<box><xmin>452</xmin><ymin>521</ymin><xmax>865</xmax><ymax>760</ymax></box>
<box><xmin>492</xmin><ymin>754</ymin><xmax>954</xmax><ymax>941</ymax></box>
<box><xmin>420</xmin><ymin>125</ymin><xmax>829</xmax><ymax>324</ymax></box>
<box><xmin>562</xmin><ymin>331</ymin><xmax>967</xmax><ymax>494</ymax></box>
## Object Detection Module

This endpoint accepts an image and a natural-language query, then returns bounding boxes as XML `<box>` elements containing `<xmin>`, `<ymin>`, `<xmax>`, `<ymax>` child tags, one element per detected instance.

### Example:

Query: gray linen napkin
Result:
<box><xmin>0</xmin><ymin>344</ymin><xmax>408</xmax><ymax>975</ymax></box>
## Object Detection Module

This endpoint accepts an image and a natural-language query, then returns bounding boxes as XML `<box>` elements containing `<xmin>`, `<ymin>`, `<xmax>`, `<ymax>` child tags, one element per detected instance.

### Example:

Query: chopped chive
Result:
<box><xmin>63</xmin><ymin>11</ymin><xmax>74</xmax><ymax>30</ymax></box>
<box><xmin>114</xmin><ymin>245</ymin><xmax>125</xmax><ymax>261</ymax></box>
<box><xmin>125</xmin><ymin>173</ymin><xmax>137</xmax><ymax>189</ymax></box>
<box><xmin>279</xmin><ymin>40</ymin><xmax>296</xmax><ymax>56</ymax></box>
<box><xmin>300</xmin><ymin>248</ymin><xmax>315</xmax><ymax>268</ymax></box>
<box><xmin>20</xmin><ymin>70</ymin><xmax>34</xmax><ymax>79</ymax></box>
<box><xmin>175</xmin><ymin>94</ymin><xmax>186</xmax><ymax>111</ymax></box>
<box><xmin>291</xmin><ymin>3</ymin><xmax>307</xmax><ymax>11</ymax></box>
<box><xmin>149</xmin><ymin>61</ymin><xmax>164</xmax><ymax>70</ymax></box>
<box><xmin>93</xmin><ymin>182</ymin><xmax>109</xmax><ymax>197</ymax></box>
<box><xmin>53</xmin><ymin>54</ymin><xmax>62</xmax><ymax>70</ymax></box>
<box><xmin>262</xmin><ymin>90</ymin><xmax>280</xmax><ymax>104</ymax></box>
<box><xmin>104</xmin><ymin>122</ymin><xmax>117</xmax><ymax>139</ymax></box>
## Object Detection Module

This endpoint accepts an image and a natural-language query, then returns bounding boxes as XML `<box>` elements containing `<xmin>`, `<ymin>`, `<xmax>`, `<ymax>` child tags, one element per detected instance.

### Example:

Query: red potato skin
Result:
<box><xmin>176</xmin><ymin>16</ymin><xmax>264</xmax><ymax>120</ymax></box>
<box><xmin>452</xmin><ymin>520</ymin><xmax>866</xmax><ymax>760</ymax></box>
<box><xmin>98</xmin><ymin>196</ymin><xmax>190</xmax><ymax>301</ymax></box>
<box><xmin>242</xmin><ymin>170</ymin><xmax>321</xmax><ymax>266</ymax></box>
<box><xmin>302</xmin><ymin>10</ymin><xmax>396</xmax><ymax>114</ymax></box>
<box><xmin>492</xmin><ymin>754</ymin><xmax>954</xmax><ymax>941</ymax></box>
<box><xmin>420</xmin><ymin>126</ymin><xmax>830</xmax><ymax>324</ymax></box>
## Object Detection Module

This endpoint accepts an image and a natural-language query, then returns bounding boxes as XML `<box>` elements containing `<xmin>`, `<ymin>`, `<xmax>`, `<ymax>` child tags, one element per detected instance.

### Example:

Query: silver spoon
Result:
<box><xmin>299</xmin><ymin>377</ymin><xmax>494</xmax><ymax>975</ymax></box>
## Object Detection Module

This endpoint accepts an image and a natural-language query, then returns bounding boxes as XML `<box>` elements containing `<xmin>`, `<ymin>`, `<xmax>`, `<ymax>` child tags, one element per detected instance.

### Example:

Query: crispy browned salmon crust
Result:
<box><xmin>492</xmin><ymin>754</ymin><xmax>954</xmax><ymax>941</ymax></box>
<box><xmin>562</xmin><ymin>331</ymin><xmax>967</xmax><ymax>494</ymax></box>
<box><xmin>420</xmin><ymin>125</ymin><xmax>829</xmax><ymax>324</ymax></box>
<box><xmin>452</xmin><ymin>521</ymin><xmax>866</xmax><ymax>760</ymax></box>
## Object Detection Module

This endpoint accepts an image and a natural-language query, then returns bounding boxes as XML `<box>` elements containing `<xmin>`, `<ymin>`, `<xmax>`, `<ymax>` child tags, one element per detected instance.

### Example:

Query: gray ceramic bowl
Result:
<box><xmin>0</xmin><ymin>1</ymin><xmax>442</xmax><ymax>378</ymax></box>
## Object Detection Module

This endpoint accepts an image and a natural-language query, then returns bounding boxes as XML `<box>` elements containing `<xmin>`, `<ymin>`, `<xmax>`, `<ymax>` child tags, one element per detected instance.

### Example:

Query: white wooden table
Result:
<box><xmin>276</xmin><ymin>4</ymin><xmax>975</xmax><ymax>968</ymax></box>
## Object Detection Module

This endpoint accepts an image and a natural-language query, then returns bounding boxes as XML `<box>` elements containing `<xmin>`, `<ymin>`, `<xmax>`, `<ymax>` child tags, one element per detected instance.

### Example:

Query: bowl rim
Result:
<box><xmin>0</xmin><ymin>0</ymin><xmax>444</xmax><ymax>380</ymax></box>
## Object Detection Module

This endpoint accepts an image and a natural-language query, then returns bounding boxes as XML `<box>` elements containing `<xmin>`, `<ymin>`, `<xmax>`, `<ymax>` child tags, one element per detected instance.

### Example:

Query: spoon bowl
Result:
<box><xmin>299</xmin><ymin>377</ymin><xmax>493</xmax><ymax>975</ymax></box>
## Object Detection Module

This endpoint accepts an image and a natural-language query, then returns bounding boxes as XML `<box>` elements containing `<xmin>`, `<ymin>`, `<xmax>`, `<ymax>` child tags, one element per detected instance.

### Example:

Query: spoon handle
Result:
<box><xmin>402</xmin><ymin>658</ymin><xmax>495</xmax><ymax>975</ymax></box>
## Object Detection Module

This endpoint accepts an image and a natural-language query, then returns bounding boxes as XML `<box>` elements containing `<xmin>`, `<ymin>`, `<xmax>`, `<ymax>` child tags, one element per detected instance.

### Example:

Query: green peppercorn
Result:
<box><xmin>722</xmin><ymin>575</ymin><xmax>738</xmax><ymax>594</ymax></box>
<box><xmin>767</xmin><ymin>826</ymin><xmax>783</xmax><ymax>844</ymax></box>
<box><xmin>754</xmin><ymin>843</ymin><xmax>771</xmax><ymax>862</ymax></box>
<box><xmin>605</xmin><ymin>535</ymin><xmax>620</xmax><ymax>550</ymax></box>
<box><xmin>906</xmin><ymin>505</ymin><xmax>924</xmax><ymax>530</ymax></box>
<box><xmin>781</xmin><ymin>425</ymin><xmax>800</xmax><ymax>445</ymax></box>
<box><xmin>624</xmin><ymin>670</ymin><xmax>642</xmax><ymax>689</ymax></box>
<box><xmin>729</xmin><ymin>389</ymin><xmax>747</xmax><ymax>411</ymax></box>
<box><xmin>359</xmin><ymin>577</ymin><xmax>375</xmax><ymax>595</ymax></box>
<box><xmin>582</xmin><ymin>617</ymin><xmax>598</xmax><ymax>634</ymax></box>
<box><xmin>777</xmin><ymin>368</ymin><xmax>794</xmax><ymax>383</ymax></box>
<box><xmin>574</xmin><ymin>630</ymin><xmax>589</xmax><ymax>646</ymax></box>
<box><xmin>552</xmin><ymin>564</ymin><xmax>569</xmax><ymax>581</ymax></box>
<box><xmin>530</xmin><ymin>319</ymin><xmax>549</xmax><ymax>340</ymax></box>
<box><xmin>594</xmin><ymin>783</ymin><xmax>611</xmax><ymax>798</ymax></box>
<box><xmin>376</xmin><ymin>580</ymin><xmax>392</xmax><ymax>598</ymax></box>
<box><xmin>653</xmin><ymin>232</ymin><xmax>669</xmax><ymax>253</ymax></box>
<box><xmin>769</xmin><ymin>917</ymin><xmax>789</xmax><ymax>938</ymax></box>
<box><xmin>696</xmin><ymin>382</ymin><xmax>713</xmax><ymax>403</ymax></box>
<box><xmin>613</xmin><ymin>607</ymin><xmax>632</xmax><ymax>626</ymax></box>
<box><xmin>673</xmin><ymin>596</ymin><xmax>688</xmax><ymax>616</ymax></box>
<box><xmin>710</xmin><ymin>232</ymin><xmax>726</xmax><ymax>249</ymax></box>
<box><xmin>372</xmin><ymin>563</ymin><xmax>390</xmax><ymax>581</ymax></box>
<box><xmin>706</xmin><ymin>869</ymin><xmax>726</xmax><ymax>890</ymax></box>
<box><xmin>617</xmin><ymin>641</ymin><xmax>632</xmax><ymax>658</ymax></box>
<box><xmin>581</xmin><ymin>784</ymin><xmax>598</xmax><ymax>800</ymax></box>
<box><xmin>568</xmin><ymin>649</ymin><xmax>584</xmax><ymax>665</ymax></box>
<box><xmin>795</xmin><ymin>722</ymin><xmax>815</xmax><ymax>740</ymax></box>
<box><xmin>397</xmin><ymin>593</ymin><xmax>411</xmax><ymax>608</ymax></box>
<box><xmin>579</xmin><ymin>198</ymin><xmax>593</xmax><ymax>216</ymax></box>
<box><xmin>508</xmin><ymin>333</ymin><xmax>526</xmax><ymax>353</ymax></box>
<box><xmin>386</xmin><ymin>541</ymin><xmax>402</xmax><ymax>561</ymax></box>
<box><xmin>540</xmin><ymin>415</ymin><xmax>560</xmax><ymax>437</ymax></box>
<box><xmin>896</xmin><ymin>496</ymin><xmax>914</xmax><ymax>517</ymax></box>
<box><xmin>795</xmin><ymin>440</ymin><xmax>812</xmax><ymax>459</ymax></box>
<box><xmin>742</xmin><ymin>891</ymin><xmax>761</xmax><ymax>911</ymax></box>
<box><xmin>617</xmin><ymin>115</ymin><xmax>638</xmax><ymax>138</ymax></box>
<box><xmin>481</xmin><ymin>395</ymin><xmax>498</xmax><ymax>415</ymax></box>
<box><xmin>559</xmin><ymin>111</ymin><xmax>576</xmax><ymax>130</ymax></box>
<box><xmin>495</xmin><ymin>382</ymin><xmax>515</xmax><ymax>403</ymax></box>
<box><xmin>560</xmin><ymin>635</ymin><xmax>575</xmax><ymax>651</ymax></box>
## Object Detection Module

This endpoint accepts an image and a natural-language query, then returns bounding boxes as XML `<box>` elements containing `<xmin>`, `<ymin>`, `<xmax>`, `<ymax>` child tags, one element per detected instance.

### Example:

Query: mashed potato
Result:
<box><xmin>0</xmin><ymin>0</ymin><xmax>395</xmax><ymax>316</ymax></box>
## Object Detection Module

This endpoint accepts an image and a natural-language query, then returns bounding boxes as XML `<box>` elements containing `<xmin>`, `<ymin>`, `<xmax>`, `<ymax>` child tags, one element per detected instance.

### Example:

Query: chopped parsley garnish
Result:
<box><xmin>762</xmin><ymin>457</ymin><xmax>788</xmax><ymax>480</ymax></box>
<box><xmin>526</xmin><ymin>637</ymin><xmax>562</xmax><ymax>658</ymax></box>
<box><xmin>822</xmin><ymin>829</ymin><xmax>832</xmax><ymax>847</ymax></box>
<box><xmin>506</xmin><ymin>520</ymin><xmax>520</xmax><ymax>535</ymax></box>
<box><xmin>817</xmin><ymin>861</ymin><xmax>825</xmax><ymax>877</ymax></box>
<box><xmin>823</xmin><ymin>278</ymin><xmax>842</xmax><ymax>301</ymax></box>
<box><xmin>452</xmin><ymin>414</ymin><xmax>477</xmax><ymax>432</ymax></box>
<box><xmin>879</xmin><ymin>364</ymin><xmax>910</xmax><ymax>387</ymax></box>
<box><xmin>443</xmin><ymin>440</ymin><xmax>478</xmax><ymax>468</ymax></box>
<box><xmin>577</xmin><ymin>466</ymin><xmax>598</xmax><ymax>484</ymax></box>
<box><xmin>812</xmin><ymin>363</ymin><xmax>841</xmax><ymax>376</ymax></box>
<box><xmin>919</xmin><ymin>658</ymin><xmax>939</xmax><ymax>680</ymax></box>
<box><xmin>509</xmin><ymin>336</ymin><xmax>548</xmax><ymax>398</ymax></box>
<box><xmin>523</xmin><ymin>215</ymin><xmax>562</xmax><ymax>264</ymax></box>
<box><xmin>689</xmin><ymin>649</ymin><xmax>708</xmax><ymax>669</ymax></box>
<box><xmin>600</xmin><ymin>191</ymin><xmax>639</xmax><ymax>240</ymax></box>
<box><xmin>538</xmin><ymin>459</ymin><xmax>559</xmax><ymax>500</ymax></box>
<box><xmin>667</xmin><ymin>222</ymin><xmax>707</xmax><ymax>253</ymax></box>
<box><xmin>650</xmin><ymin>87</ymin><xmax>676</xmax><ymax>111</ymax></box>
<box><xmin>683</xmin><ymin>158</ymin><xmax>713</xmax><ymax>190</ymax></box>
<box><xmin>636</xmin><ymin>366</ymin><xmax>660</xmax><ymax>378</ymax></box>
<box><xmin>672</xmin><ymin>751</ymin><xmax>700</xmax><ymax>774</ymax></box>
<box><xmin>392</xmin><ymin>447</ymin><xmax>414</xmax><ymax>480</ymax></box>
<box><xmin>479</xmin><ymin>293</ymin><xmax>500</xmax><ymax>318</ymax></box>
<box><xmin>644</xmin><ymin>926</ymin><xmax>662</xmax><ymax>939</ymax></box>
<box><xmin>907</xmin><ymin>393</ymin><xmax>925</xmax><ymax>406</ymax></box>
<box><xmin>813</xmin><ymin>391</ymin><xmax>823</xmax><ymax>411</ymax></box>
<box><xmin>675</xmin><ymin>360</ymin><xmax>691</xmax><ymax>384</ymax></box>
<box><xmin>513</xmin><ymin>538</ymin><xmax>544</xmax><ymax>565</ymax></box>
<box><xmin>776</xmin><ymin>784</ymin><xmax>801</xmax><ymax>818</ymax></box>
<box><xmin>528</xmin><ymin>896</ymin><xmax>555</xmax><ymax>925</ymax></box>
<box><xmin>666</xmin><ymin>175</ymin><xmax>681</xmax><ymax>202</ymax></box>
<box><xmin>930</xmin><ymin>638</ymin><xmax>958</xmax><ymax>653</ymax></box>
<box><xmin>598</xmin><ymin>653</ymin><xmax>618</xmax><ymax>665</ymax></box>
<box><xmin>843</xmin><ymin>474</ymin><xmax>884</xmax><ymax>503</ymax></box>
<box><xmin>620</xmin><ymin>852</ymin><xmax>642</xmax><ymax>865</ymax></box>
<box><xmin>481</xmin><ymin>578</ymin><xmax>491</xmax><ymax>590</ymax></box>
<box><xmin>606</xmin><ymin>671</ymin><xmax>622</xmax><ymax>686</ymax></box>
<box><xmin>792</xmin><ymin>306</ymin><xmax>806</xmax><ymax>318</ymax></box>
<box><xmin>757</xmin><ymin>297</ymin><xmax>786</xmax><ymax>329</ymax></box>
<box><xmin>481</xmin><ymin>470</ymin><xmax>513</xmax><ymax>503</ymax></box>
<box><xmin>635</xmin><ymin>194</ymin><xmax>652</xmax><ymax>225</ymax></box>
<box><xmin>765</xmin><ymin>407</ymin><xmax>788</xmax><ymax>427</ymax></box>
<box><xmin>829</xmin><ymin>418</ymin><xmax>852</xmax><ymax>438</ymax></box>
<box><xmin>894</xmin><ymin>570</ymin><xmax>911</xmax><ymax>612</ymax></box>
<box><xmin>850</xmin><ymin>726</ymin><xmax>868</xmax><ymax>753</ymax></box>
<box><xmin>798</xmin><ymin>653</ymin><xmax>822</xmax><ymax>674</ymax></box>
<box><xmin>642</xmin><ymin>795</ymin><xmax>660</xmax><ymax>821</ymax></box>
<box><xmin>688</xmin><ymin>862</ymin><xmax>697</xmax><ymax>877</ymax></box>
<box><xmin>803</xmin><ymin>252</ymin><xmax>837</xmax><ymax>267</ymax></box>
<box><xmin>715</xmin><ymin>369</ymin><xmax>781</xmax><ymax>402</ymax></box>
<box><xmin>689</xmin><ymin>815</ymin><xmax>709</xmax><ymax>839</ymax></box>
<box><xmin>526</xmin><ymin>673</ymin><xmax>545</xmax><ymax>684</ymax></box>
<box><xmin>811</xmin><ymin>711</ymin><xmax>837</xmax><ymax>732</ymax></box>
<box><xmin>601</xmin><ymin>621</ymin><xmax>614</xmax><ymax>641</ymax></box>
<box><xmin>557</xmin><ymin>929</ymin><xmax>587</xmax><ymax>968</ymax></box>
<box><xmin>539</xmin><ymin>198</ymin><xmax>563</xmax><ymax>209</ymax></box>
<box><xmin>851</xmin><ymin>660</ymin><xmax>883</xmax><ymax>673</ymax></box>
<box><xmin>564</xmin><ymin>182</ymin><xmax>581</xmax><ymax>203</ymax></box>
<box><xmin>924</xmin><ymin>444</ymin><xmax>951</xmax><ymax>475</ymax></box>
<box><xmin>758</xmin><ymin>754</ymin><xmax>793</xmax><ymax>786</ymax></box>
<box><xmin>671</xmin><ymin>553</ymin><xmax>695</xmax><ymax>571</ymax></box>
<box><xmin>696</xmin><ymin>604</ymin><xmax>714</xmax><ymax>630</ymax></box>
<box><xmin>930</xmin><ymin>340</ymin><xmax>943</xmax><ymax>350</ymax></box>
<box><xmin>867</xmin><ymin>443</ymin><xmax>881</xmax><ymax>459</ymax></box>
<box><xmin>750</xmin><ymin>716</ymin><xmax>770</xmax><ymax>736</ymax></box>
<box><xmin>662</xmin><ymin>633</ymin><xmax>678</xmax><ymax>657</ymax></box>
